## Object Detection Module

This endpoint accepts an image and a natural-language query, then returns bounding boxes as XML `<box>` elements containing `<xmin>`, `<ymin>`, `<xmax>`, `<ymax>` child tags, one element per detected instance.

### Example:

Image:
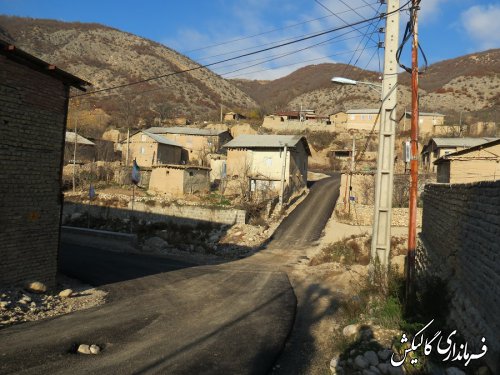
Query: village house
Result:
<box><xmin>145</xmin><ymin>127</ymin><xmax>232</xmax><ymax>164</ymax></box>
<box><xmin>149</xmin><ymin>164</ymin><xmax>211</xmax><ymax>196</ymax></box>
<box><xmin>345</xmin><ymin>109</ymin><xmax>381</xmax><ymax>132</ymax></box>
<box><xmin>64</xmin><ymin>131</ymin><xmax>95</xmax><ymax>164</ymax></box>
<box><xmin>421</xmin><ymin>137</ymin><xmax>498</xmax><ymax>172</ymax></box>
<box><xmin>223</xmin><ymin>134</ymin><xmax>311</xmax><ymax>201</ymax></box>
<box><xmin>399</xmin><ymin>111</ymin><xmax>446</xmax><ymax>134</ymax></box>
<box><xmin>0</xmin><ymin>40</ymin><xmax>89</xmax><ymax>287</ymax></box>
<box><xmin>329</xmin><ymin>111</ymin><xmax>348</xmax><ymax>129</ymax></box>
<box><xmin>262</xmin><ymin>109</ymin><xmax>330</xmax><ymax>127</ymax></box>
<box><xmin>122</xmin><ymin>130</ymin><xmax>183</xmax><ymax>167</ymax></box>
<box><xmin>434</xmin><ymin>139</ymin><xmax>500</xmax><ymax>183</ymax></box>
<box><xmin>224</xmin><ymin>111</ymin><xmax>246</xmax><ymax>121</ymax></box>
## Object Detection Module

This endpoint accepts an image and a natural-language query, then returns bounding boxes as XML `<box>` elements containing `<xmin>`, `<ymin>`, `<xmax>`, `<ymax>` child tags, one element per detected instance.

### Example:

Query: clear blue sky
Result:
<box><xmin>1</xmin><ymin>0</ymin><xmax>499</xmax><ymax>80</ymax></box>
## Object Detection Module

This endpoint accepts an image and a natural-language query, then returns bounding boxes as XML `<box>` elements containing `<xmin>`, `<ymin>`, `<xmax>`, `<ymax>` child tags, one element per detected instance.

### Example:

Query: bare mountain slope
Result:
<box><xmin>234</xmin><ymin>49</ymin><xmax>500</xmax><ymax>123</ymax></box>
<box><xmin>0</xmin><ymin>15</ymin><xmax>258</xmax><ymax>122</ymax></box>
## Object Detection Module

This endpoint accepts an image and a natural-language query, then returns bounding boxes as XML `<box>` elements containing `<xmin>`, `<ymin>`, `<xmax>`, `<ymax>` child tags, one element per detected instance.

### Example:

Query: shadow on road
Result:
<box><xmin>59</xmin><ymin>241</ymin><xmax>253</xmax><ymax>288</ymax></box>
<box><xmin>269</xmin><ymin>281</ymin><xmax>341</xmax><ymax>374</ymax></box>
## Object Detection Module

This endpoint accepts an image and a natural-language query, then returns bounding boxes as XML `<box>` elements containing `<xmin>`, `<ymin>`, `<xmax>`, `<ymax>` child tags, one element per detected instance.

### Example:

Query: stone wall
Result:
<box><xmin>417</xmin><ymin>181</ymin><xmax>500</xmax><ymax>371</ymax></box>
<box><xmin>336</xmin><ymin>172</ymin><xmax>422</xmax><ymax>227</ymax></box>
<box><xmin>262</xmin><ymin>119</ymin><xmax>337</xmax><ymax>133</ymax></box>
<box><xmin>0</xmin><ymin>54</ymin><xmax>70</xmax><ymax>287</ymax></box>
<box><xmin>335</xmin><ymin>203</ymin><xmax>422</xmax><ymax>227</ymax></box>
<box><xmin>63</xmin><ymin>201</ymin><xmax>246</xmax><ymax>227</ymax></box>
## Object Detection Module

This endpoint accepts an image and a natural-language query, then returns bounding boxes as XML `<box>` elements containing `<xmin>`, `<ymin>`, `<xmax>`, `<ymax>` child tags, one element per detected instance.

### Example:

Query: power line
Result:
<box><xmin>342</xmin><ymin>3</ymin><xmax>384</xmax><ymax>76</ymax></box>
<box><xmin>314</xmin><ymin>0</ymin><xmax>380</xmax><ymax>46</ymax></box>
<box><xmin>72</xmin><ymin>1</ymin><xmax>411</xmax><ymax>99</ymax></box>
<box><xmin>222</xmin><ymin>46</ymin><xmax>378</xmax><ymax>79</ymax></box>
<box><xmin>181</xmin><ymin>2</ymin><xmax>380</xmax><ymax>55</ymax></box>
<box><xmin>212</xmin><ymin>26</ymin><xmax>367</xmax><ymax>73</ymax></box>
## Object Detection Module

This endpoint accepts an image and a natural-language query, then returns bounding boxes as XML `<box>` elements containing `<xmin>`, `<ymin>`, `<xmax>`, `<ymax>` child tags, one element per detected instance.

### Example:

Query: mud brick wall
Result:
<box><xmin>417</xmin><ymin>181</ymin><xmax>500</xmax><ymax>371</ymax></box>
<box><xmin>0</xmin><ymin>54</ymin><xmax>69</xmax><ymax>287</ymax></box>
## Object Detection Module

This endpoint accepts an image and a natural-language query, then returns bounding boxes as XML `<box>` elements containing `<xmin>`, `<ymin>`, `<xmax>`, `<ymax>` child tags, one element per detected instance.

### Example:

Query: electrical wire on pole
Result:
<box><xmin>407</xmin><ymin>0</ymin><xmax>420</xmax><ymax>308</ymax></box>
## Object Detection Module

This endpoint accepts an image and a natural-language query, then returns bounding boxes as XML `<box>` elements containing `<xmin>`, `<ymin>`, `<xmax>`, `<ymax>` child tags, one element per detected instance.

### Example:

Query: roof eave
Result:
<box><xmin>1</xmin><ymin>41</ymin><xmax>90</xmax><ymax>91</ymax></box>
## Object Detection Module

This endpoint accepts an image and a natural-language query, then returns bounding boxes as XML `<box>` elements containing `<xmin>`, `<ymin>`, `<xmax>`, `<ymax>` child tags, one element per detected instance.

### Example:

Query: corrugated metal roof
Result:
<box><xmin>142</xmin><ymin>131</ymin><xmax>182</xmax><ymax>147</ymax></box>
<box><xmin>224</xmin><ymin>134</ymin><xmax>311</xmax><ymax>155</ymax></box>
<box><xmin>346</xmin><ymin>109</ymin><xmax>380</xmax><ymax>114</ymax></box>
<box><xmin>434</xmin><ymin>138</ymin><xmax>500</xmax><ymax>164</ymax></box>
<box><xmin>432</xmin><ymin>137</ymin><xmax>498</xmax><ymax>148</ymax></box>
<box><xmin>404</xmin><ymin>111</ymin><xmax>445</xmax><ymax>117</ymax></box>
<box><xmin>146</xmin><ymin>126</ymin><xmax>227</xmax><ymax>136</ymax></box>
<box><xmin>65</xmin><ymin>131</ymin><xmax>95</xmax><ymax>146</ymax></box>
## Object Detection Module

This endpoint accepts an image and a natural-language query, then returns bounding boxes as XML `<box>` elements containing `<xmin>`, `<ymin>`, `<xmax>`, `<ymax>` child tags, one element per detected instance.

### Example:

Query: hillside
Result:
<box><xmin>234</xmin><ymin>49</ymin><xmax>500</xmax><ymax>123</ymax></box>
<box><xmin>0</xmin><ymin>15</ymin><xmax>258</xmax><ymax>129</ymax></box>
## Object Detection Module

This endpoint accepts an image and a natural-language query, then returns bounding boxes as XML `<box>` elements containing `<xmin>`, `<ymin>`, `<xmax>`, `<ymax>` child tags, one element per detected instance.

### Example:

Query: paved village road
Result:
<box><xmin>0</xmin><ymin>245</ymin><xmax>296</xmax><ymax>375</ymax></box>
<box><xmin>268</xmin><ymin>174</ymin><xmax>341</xmax><ymax>249</ymax></box>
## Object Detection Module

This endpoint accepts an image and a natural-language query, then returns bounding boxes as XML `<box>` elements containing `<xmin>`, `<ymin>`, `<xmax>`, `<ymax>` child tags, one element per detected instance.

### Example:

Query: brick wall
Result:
<box><xmin>417</xmin><ymin>181</ymin><xmax>500</xmax><ymax>371</ymax></box>
<box><xmin>0</xmin><ymin>55</ymin><xmax>70</xmax><ymax>287</ymax></box>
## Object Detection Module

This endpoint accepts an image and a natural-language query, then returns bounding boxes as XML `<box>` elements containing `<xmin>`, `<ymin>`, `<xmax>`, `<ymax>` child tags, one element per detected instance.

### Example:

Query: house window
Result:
<box><xmin>350</xmin><ymin>115</ymin><xmax>355</xmax><ymax>120</ymax></box>
<box><xmin>140</xmin><ymin>147</ymin><xmax>145</xmax><ymax>154</ymax></box>
<box><xmin>265</xmin><ymin>158</ymin><xmax>272</xmax><ymax>166</ymax></box>
<box><xmin>189</xmin><ymin>171</ymin><xmax>194</xmax><ymax>177</ymax></box>
<box><xmin>141</xmin><ymin>134</ymin><xmax>147</xmax><ymax>142</ymax></box>
<box><xmin>368</xmin><ymin>115</ymin><xmax>373</xmax><ymax>120</ymax></box>
<box><xmin>361</xmin><ymin>115</ymin><xmax>366</xmax><ymax>120</ymax></box>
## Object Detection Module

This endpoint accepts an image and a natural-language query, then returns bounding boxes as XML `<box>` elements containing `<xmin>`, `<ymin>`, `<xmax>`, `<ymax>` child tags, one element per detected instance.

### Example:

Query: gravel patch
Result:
<box><xmin>0</xmin><ymin>275</ymin><xmax>106</xmax><ymax>329</ymax></box>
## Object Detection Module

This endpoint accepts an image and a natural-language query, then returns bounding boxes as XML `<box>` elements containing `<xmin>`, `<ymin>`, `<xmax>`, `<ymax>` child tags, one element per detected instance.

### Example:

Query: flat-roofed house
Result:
<box><xmin>145</xmin><ymin>127</ymin><xmax>232</xmax><ymax>164</ymax></box>
<box><xmin>421</xmin><ymin>137</ymin><xmax>498</xmax><ymax>172</ymax></box>
<box><xmin>123</xmin><ymin>130</ymin><xmax>183</xmax><ymax>167</ymax></box>
<box><xmin>149</xmin><ymin>164</ymin><xmax>210</xmax><ymax>196</ymax></box>
<box><xmin>0</xmin><ymin>40</ymin><xmax>89</xmax><ymax>287</ymax></box>
<box><xmin>224</xmin><ymin>134</ymin><xmax>311</xmax><ymax>200</ymax></box>
<box><xmin>346</xmin><ymin>109</ymin><xmax>381</xmax><ymax>132</ymax></box>
<box><xmin>224</xmin><ymin>112</ymin><xmax>246</xmax><ymax>121</ymax></box>
<box><xmin>434</xmin><ymin>139</ymin><xmax>500</xmax><ymax>183</ymax></box>
<box><xmin>399</xmin><ymin>111</ymin><xmax>446</xmax><ymax>134</ymax></box>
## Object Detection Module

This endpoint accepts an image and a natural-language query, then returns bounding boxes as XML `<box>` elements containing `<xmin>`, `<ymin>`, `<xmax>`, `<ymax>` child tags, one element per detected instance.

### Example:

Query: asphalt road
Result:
<box><xmin>0</xmin><ymin>245</ymin><xmax>296</xmax><ymax>375</ymax></box>
<box><xmin>268</xmin><ymin>175</ymin><xmax>341</xmax><ymax>249</ymax></box>
<box><xmin>0</xmin><ymin>175</ymin><xmax>341</xmax><ymax>375</ymax></box>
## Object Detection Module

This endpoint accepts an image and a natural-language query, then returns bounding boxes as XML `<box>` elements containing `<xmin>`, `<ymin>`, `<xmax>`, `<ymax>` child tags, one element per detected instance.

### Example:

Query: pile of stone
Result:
<box><xmin>0</xmin><ymin>279</ymin><xmax>106</xmax><ymax>329</ymax></box>
<box><xmin>331</xmin><ymin>346</ymin><xmax>403</xmax><ymax>375</ymax></box>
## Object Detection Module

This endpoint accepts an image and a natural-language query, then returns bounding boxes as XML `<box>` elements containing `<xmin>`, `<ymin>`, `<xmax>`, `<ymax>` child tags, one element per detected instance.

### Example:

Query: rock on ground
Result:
<box><xmin>342</xmin><ymin>324</ymin><xmax>359</xmax><ymax>337</ymax></box>
<box><xmin>25</xmin><ymin>281</ymin><xmax>47</xmax><ymax>294</ymax></box>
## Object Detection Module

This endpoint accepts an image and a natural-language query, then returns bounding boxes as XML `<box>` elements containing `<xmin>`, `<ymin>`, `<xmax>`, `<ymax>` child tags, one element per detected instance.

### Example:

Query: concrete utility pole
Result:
<box><xmin>348</xmin><ymin>134</ymin><xmax>356</xmax><ymax>214</ymax></box>
<box><xmin>279</xmin><ymin>144</ymin><xmax>288</xmax><ymax>206</ymax></box>
<box><xmin>370</xmin><ymin>0</ymin><xmax>400</xmax><ymax>266</ymax></box>
<box><xmin>125</xmin><ymin>127</ymin><xmax>130</xmax><ymax>167</ymax></box>
<box><xmin>72</xmin><ymin>117</ymin><xmax>78</xmax><ymax>192</ymax></box>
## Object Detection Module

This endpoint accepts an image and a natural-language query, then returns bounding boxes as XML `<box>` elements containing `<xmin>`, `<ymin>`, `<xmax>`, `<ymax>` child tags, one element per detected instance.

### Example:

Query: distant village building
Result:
<box><xmin>329</xmin><ymin>111</ymin><xmax>348</xmax><ymax>130</ymax></box>
<box><xmin>469</xmin><ymin>121</ymin><xmax>497</xmax><ymax>137</ymax></box>
<box><xmin>122</xmin><ymin>130</ymin><xmax>183</xmax><ymax>167</ymax></box>
<box><xmin>145</xmin><ymin>127</ymin><xmax>232</xmax><ymax>164</ymax></box>
<box><xmin>64</xmin><ymin>131</ymin><xmax>95</xmax><ymax>164</ymax></box>
<box><xmin>421</xmin><ymin>137</ymin><xmax>498</xmax><ymax>172</ymax></box>
<box><xmin>262</xmin><ymin>109</ymin><xmax>329</xmax><ymax>127</ymax></box>
<box><xmin>345</xmin><ymin>109</ymin><xmax>381</xmax><ymax>132</ymax></box>
<box><xmin>434</xmin><ymin>139</ymin><xmax>500</xmax><ymax>183</ymax></box>
<box><xmin>399</xmin><ymin>111</ymin><xmax>446</xmax><ymax>134</ymax></box>
<box><xmin>0</xmin><ymin>40</ymin><xmax>89</xmax><ymax>287</ymax></box>
<box><xmin>224</xmin><ymin>135</ymin><xmax>311</xmax><ymax>200</ymax></box>
<box><xmin>149</xmin><ymin>165</ymin><xmax>210</xmax><ymax>196</ymax></box>
<box><xmin>224</xmin><ymin>112</ymin><xmax>246</xmax><ymax>121</ymax></box>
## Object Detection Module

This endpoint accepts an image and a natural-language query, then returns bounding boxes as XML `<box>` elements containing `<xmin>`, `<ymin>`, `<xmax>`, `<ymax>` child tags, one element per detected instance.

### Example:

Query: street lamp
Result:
<box><xmin>331</xmin><ymin>76</ymin><xmax>382</xmax><ymax>94</ymax></box>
